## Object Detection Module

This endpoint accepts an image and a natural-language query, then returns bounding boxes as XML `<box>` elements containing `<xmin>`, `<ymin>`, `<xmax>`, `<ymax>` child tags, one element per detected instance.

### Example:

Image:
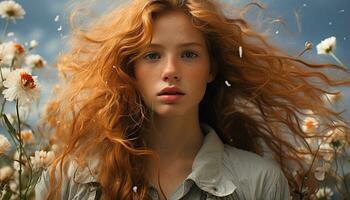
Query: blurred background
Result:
<box><xmin>0</xmin><ymin>0</ymin><xmax>349</xmax><ymax>121</ymax></box>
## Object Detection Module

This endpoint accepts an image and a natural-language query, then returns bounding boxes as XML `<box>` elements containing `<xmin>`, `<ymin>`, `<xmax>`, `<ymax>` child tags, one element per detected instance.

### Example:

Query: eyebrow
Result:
<box><xmin>147</xmin><ymin>42</ymin><xmax>204</xmax><ymax>48</ymax></box>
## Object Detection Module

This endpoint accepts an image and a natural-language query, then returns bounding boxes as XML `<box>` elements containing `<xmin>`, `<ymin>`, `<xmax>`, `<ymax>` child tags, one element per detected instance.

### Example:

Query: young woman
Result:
<box><xmin>35</xmin><ymin>0</ymin><xmax>350</xmax><ymax>199</ymax></box>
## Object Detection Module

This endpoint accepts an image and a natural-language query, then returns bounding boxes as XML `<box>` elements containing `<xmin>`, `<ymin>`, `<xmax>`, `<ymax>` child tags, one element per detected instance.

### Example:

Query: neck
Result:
<box><xmin>144</xmin><ymin>109</ymin><xmax>204</xmax><ymax>167</ymax></box>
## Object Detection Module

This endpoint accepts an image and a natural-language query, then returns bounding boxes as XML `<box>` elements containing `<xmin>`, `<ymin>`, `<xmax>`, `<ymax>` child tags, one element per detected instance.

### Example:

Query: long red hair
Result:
<box><xmin>41</xmin><ymin>0</ymin><xmax>350</xmax><ymax>199</ymax></box>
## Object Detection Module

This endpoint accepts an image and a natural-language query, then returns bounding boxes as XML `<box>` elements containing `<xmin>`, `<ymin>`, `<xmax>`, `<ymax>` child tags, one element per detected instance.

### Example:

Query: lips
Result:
<box><xmin>157</xmin><ymin>86</ymin><xmax>185</xmax><ymax>96</ymax></box>
<box><xmin>157</xmin><ymin>86</ymin><xmax>185</xmax><ymax>103</ymax></box>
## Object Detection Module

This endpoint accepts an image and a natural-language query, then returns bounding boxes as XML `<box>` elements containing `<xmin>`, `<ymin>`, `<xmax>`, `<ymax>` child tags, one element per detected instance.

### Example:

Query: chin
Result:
<box><xmin>154</xmin><ymin>106</ymin><xmax>188</xmax><ymax>117</ymax></box>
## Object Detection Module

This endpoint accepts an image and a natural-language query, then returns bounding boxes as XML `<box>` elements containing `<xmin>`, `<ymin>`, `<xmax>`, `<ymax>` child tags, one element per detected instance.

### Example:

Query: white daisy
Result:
<box><xmin>0</xmin><ymin>41</ymin><xmax>25</xmax><ymax>68</ymax></box>
<box><xmin>9</xmin><ymin>193</ymin><xmax>19</xmax><ymax>200</ymax></box>
<box><xmin>319</xmin><ymin>142</ymin><xmax>333</xmax><ymax>152</ymax></box>
<box><xmin>0</xmin><ymin>0</ymin><xmax>25</xmax><ymax>21</ymax></box>
<box><xmin>13</xmin><ymin>151</ymin><xmax>21</xmax><ymax>171</ymax></box>
<box><xmin>319</xmin><ymin>150</ymin><xmax>333</xmax><ymax>162</ymax></box>
<box><xmin>302</xmin><ymin>117</ymin><xmax>319</xmax><ymax>134</ymax></box>
<box><xmin>316</xmin><ymin>36</ymin><xmax>336</xmax><ymax>55</ymax></box>
<box><xmin>25</xmin><ymin>54</ymin><xmax>46</xmax><ymax>69</ymax></box>
<box><xmin>0</xmin><ymin>67</ymin><xmax>11</xmax><ymax>87</ymax></box>
<box><xmin>316</xmin><ymin>36</ymin><xmax>346</xmax><ymax>67</ymax></box>
<box><xmin>323</xmin><ymin>121</ymin><xmax>347</xmax><ymax>150</ymax></box>
<box><xmin>30</xmin><ymin>150</ymin><xmax>55</xmax><ymax>170</ymax></box>
<box><xmin>315</xmin><ymin>187</ymin><xmax>334</xmax><ymax>199</ymax></box>
<box><xmin>314</xmin><ymin>163</ymin><xmax>331</xmax><ymax>181</ymax></box>
<box><xmin>8</xmin><ymin>180</ymin><xmax>17</xmax><ymax>192</ymax></box>
<box><xmin>0</xmin><ymin>166</ymin><xmax>13</xmax><ymax>182</ymax></box>
<box><xmin>0</xmin><ymin>134</ymin><xmax>11</xmax><ymax>154</ymax></box>
<box><xmin>51</xmin><ymin>144</ymin><xmax>59</xmax><ymax>153</ymax></box>
<box><xmin>322</xmin><ymin>92</ymin><xmax>342</xmax><ymax>104</ymax></box>
<box><xmin>29</xmin><ymin>40</ymin><xmax>38</xmax><ymax>49</ymax></box>
<box><xmin>2</xmin><ymin>68</ymin><xmax>40</xmax><ymax>106</ymax></box>
<box><xmin>304</xmin><ymin>41</ymin><xmax>313</xmax><ymax>50</ymax></box>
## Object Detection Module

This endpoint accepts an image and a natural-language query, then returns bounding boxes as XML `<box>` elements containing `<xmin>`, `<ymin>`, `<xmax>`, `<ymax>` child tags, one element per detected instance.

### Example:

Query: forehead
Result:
<box><xmin>150</xmin><ymin>10</ymin><xmax>206</xmax><ymax>45</ymax></box>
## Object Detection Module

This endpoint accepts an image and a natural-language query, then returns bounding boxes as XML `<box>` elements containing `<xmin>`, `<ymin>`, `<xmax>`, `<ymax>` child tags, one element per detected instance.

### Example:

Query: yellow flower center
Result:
<box><xmin>325</xmin><ymin>46</ymin><xmax>333</xmax><ymax>53</ymax></box>
<box><xmin>35</xmin><ymin>59</ymin><xmax>44</xmax><ymax>68</ymax></box>
<box><xmin>6</xmin><ymin>9</ymin><xmax>16</xmax><ymax>17</ymax></box>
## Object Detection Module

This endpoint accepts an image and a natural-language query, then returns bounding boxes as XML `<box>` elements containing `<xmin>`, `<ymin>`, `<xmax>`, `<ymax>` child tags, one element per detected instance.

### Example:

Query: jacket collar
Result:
<box><xmin>186</xmin><ymin>123</ymin><xmax>236</xmax><ymax>197</ymax></box>
<box><xmin>72</xmin><ymin>123</ymin><xmax>236</xmax><ymax>197</ymax></box>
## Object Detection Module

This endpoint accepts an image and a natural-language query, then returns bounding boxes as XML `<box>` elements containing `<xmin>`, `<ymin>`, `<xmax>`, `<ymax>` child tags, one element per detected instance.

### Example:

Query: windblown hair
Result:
<box><xmin>42</xmin><ymin>0</ymin><xmax>350</xmax><ymax>199</ymax></box>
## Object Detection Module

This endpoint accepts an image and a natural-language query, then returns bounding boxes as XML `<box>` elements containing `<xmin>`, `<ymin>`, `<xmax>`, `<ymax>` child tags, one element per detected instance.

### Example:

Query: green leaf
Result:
<box><xmin>2</xmin><ymin>114</ymin><xmax>17</xmax><ymax>136</ymax></box>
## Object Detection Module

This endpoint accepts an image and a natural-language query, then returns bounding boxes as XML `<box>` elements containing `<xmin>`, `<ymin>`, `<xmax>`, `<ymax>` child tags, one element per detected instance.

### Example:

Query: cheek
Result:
<box><xmin>191</xmin><ymin>65</ymin><xmax>210</xmax><ymax>84</ymax></box>
<box><xmin>134</xmin><ymin>67</ymin><xmax>156</xmax><ymax>98</ymax></box>
<box><xmin>188</xmin><ymin>70</ymin><xmax>210</xmax><ymax>96</ymax></box>
<box><xmin>134</xmin><ymin>65</ymin><xmax>144</xmax><ymax>82</ymax></box>
<box><xmin>134</xmin><ymin>65</ymin><xmax>150</xmax><ymax>86</ymax></box>
<box><xmin>134</xmin><ymin>63</ymin><xmax>159</xmax><ymax>82</ymax></box>
<box><xmin>134</xmin><ymin>67</ymin><xmax>147</xmax><ymax>95</ymax></box>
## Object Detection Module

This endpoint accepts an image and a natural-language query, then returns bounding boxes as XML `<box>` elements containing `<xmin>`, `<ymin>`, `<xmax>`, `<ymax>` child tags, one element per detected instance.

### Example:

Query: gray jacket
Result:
<box><xmin>35</xmin><ymin>123</ymin><xmax>290</xmax><ymax>200</ymax></box>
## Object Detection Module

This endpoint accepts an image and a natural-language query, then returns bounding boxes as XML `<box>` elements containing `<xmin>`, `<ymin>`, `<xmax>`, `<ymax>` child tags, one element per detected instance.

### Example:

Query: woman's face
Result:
<box><xmin>134</xmin><ymin>10</ymin><xmax>214</xmax><ymax>117</ymax></box>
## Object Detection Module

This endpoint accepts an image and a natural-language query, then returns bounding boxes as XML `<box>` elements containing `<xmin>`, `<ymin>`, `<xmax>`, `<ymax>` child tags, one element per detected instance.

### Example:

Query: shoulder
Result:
<box><xmin>222</xmin><ymin>144</ymin><xmax>290</xmax><ymax>200</ymax></box>
<box><xmin>34</xmin><ymin>157</ymin><xmax>100</xmax><ymax>200</ymax></box>
<box><xmin>223</xmin><ymin>144</ymin><xmax>278</xmax><ymax>173</ymax></box>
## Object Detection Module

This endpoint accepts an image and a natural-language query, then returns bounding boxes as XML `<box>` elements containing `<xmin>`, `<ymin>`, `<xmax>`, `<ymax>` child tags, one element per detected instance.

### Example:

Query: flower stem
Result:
<box><xmin>329</xmin><ymin>51</ymin><xmax>347</xmax><ymax>68</ymax></box>
<box><xmin>297</xmin><ymin>49</ymin><xmax>307</xmax><ymax>58</ymax></box>
<box><xmin>16</xmin><ymin>99</ymin><xmax>23</xmax><ymax>199</ymax></box>
<box><xmin>0</xmin><ymin>63</ymin><xmax>5</xmax><ymax>114</ymax></box>
<box><xmin>339</xmin><ymin>149</ymin><xmax>350</xmax><ymax>198</ymax></box>
<box><xmin>333</xmin><ymin>149</ymin><xmax>344</xmax><ymax>195</ymax></box>
<box><xmin>10</xmin><ymin>57</ymin><xmax>15</xmax><ymax>71</ymax></box>
<box><xmin>1</xmin><ymin>19</ymin><xmax>9</xmax><ymax>43</ymax></box>
<box><xmin>0</xmin><ymin>64</ymin><xmax>4</xmax><ymax>82</ymax></box>
<box><xmin>299</xmin><ymin>144</ymin><xmax>321</xmax><ymax>200</ymax></box>
<box><xmin>0</xmin><ymin>98</ymin><xmax>5</xmax><ymax>115</ymax></box>
<box><xmin>23</xmin><ymin>149</ymin><xmax>34</xmax><ymax>197</ymax></box>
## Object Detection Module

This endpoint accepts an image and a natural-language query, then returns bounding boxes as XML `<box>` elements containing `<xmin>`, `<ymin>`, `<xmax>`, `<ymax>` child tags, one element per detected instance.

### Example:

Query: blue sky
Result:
<box><xmin>0</xmin><ymin>0</ymin><xmax>349</xmax><ymax>120</ymax></box>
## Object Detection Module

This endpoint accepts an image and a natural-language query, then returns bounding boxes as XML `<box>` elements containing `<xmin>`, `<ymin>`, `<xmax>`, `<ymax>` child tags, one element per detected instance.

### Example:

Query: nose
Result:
<box><xmin>161</xmin><ymin>57</ymin><xmax>181</xmax><ymax>82</ymax></box>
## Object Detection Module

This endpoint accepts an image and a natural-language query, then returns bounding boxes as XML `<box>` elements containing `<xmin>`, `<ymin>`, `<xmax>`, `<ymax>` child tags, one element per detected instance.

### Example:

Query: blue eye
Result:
<box><xmin>145</xmin><ymin>52</ymin><xmax>160</xmax><ymax>60</ymax></box>
<box><xmin>182</xmin><ymin>51</ymin><xmax>198</xmax><ymax>58</ymax></box>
